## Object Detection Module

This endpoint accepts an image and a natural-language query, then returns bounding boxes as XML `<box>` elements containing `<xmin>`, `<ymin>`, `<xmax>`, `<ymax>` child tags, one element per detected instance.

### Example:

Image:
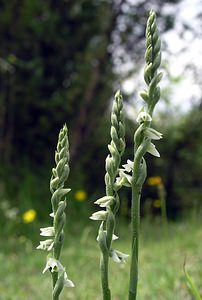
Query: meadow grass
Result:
<box><xmin>0</xmin><ymin>216</ymin><xmax>201</xmax><ymax>300</ymax></box>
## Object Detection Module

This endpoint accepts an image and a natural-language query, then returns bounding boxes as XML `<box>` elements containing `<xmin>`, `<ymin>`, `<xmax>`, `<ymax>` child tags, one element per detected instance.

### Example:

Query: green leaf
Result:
<box><xmin>184</xmin><ymin>260</ymin><xmax>202</xmax><ymax>300</ymax></box>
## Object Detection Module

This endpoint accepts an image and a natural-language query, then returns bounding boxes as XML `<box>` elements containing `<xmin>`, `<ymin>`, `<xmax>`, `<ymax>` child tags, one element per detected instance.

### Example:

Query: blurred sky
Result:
<box><xmin>123</xmin><ymin>0</ymin><xmax>202</xmax><ymax>115</ymax></box>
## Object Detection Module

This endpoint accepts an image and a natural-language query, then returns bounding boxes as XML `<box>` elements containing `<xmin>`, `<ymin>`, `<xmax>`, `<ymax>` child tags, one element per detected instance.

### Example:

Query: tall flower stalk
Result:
<box><xmin>37</xmin><ymin>124</ymin><xmax>74</xmax><ymax>300</ymax></box>
<box><xmin>128</xmin><ymin>10</ymin><xmax>163</xmax><ymax>299</ymax></box>
<box><xmin>90</xmin><ymin>91</ymin><xmax>128</xmax><ymax>300</ymax></box>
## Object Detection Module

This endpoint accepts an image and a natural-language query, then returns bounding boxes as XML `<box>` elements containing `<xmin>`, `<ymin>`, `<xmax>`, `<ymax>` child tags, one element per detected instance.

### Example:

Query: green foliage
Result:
<box><xmin>154</xmin><ymin>105</ymin><xmax>202</xmax><ymax>217</ymax></box>
<box><xmin>0</xmin><ymin>218</ymin><xmax>201</xmax><ymax>299</ymax></box>
<box><xmin>0</xmin><ymin>0</ymin><xmax>114</xmax><ymax>164</ymax></box>
<box><xmin>0</xmin><ymin>0</ymin><xmax>180</xmax><ymax>195</ymax></box>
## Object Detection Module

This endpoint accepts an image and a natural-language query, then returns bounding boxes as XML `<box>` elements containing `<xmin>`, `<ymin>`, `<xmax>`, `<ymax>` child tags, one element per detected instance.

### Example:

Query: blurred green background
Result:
<box><xmin>0</xmin><ymin>0</ymin><xmax>202</xmax><ymax>223</ymax></box>
<box><xmin>0</xmin><ymin>1</ymin><xmax>202</xmax><ymax>299</ymax></box>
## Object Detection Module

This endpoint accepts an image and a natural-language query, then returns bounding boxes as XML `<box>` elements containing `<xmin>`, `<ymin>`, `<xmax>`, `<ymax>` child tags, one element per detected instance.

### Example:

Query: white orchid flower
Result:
<box><xmin>64</xmin><ymin>272</ymin><xmax>75</xmax><ymax>288</ymax></box>
<box><xmin>110</xmin><ymin>249</ymin><xmax>129</xmax><ymax>264</ymax></box>
<box><xmin>147</xmin><ymin>142</ymin><xmax>160</xmax><ymax>157</ymax></box>
<box><xmin>36</xmin><ymin>239</ymin><xmax>54</xmax><ymax>251</ymax></box>
<box><xmin>40</xmin><ymin>226</ymin><xmax>55</xmax><ymax>237</ymax></box>
<box><xmin>136</xmin><ymin>112</ymin><xmax>152</xmax><ymax>124</ymax></box>
<box><xmin>145</xmin><ymin>128</ymin><xmax>163</xmax><ymax>140</ymax></box>
<box><xmin>43</xmin><ymin>257</ymin><xmax>59</xmax><ymax>273</ymax></box>
<box><xmin>90</xmin><ymin>210</ymin><xmax>108</xmax><ymax>221</ymax></box>
<box><xmin>43</xmin><ymin>258</ymin><xmax>75</xmax><ymax>288</ymax></box>
<box><xmin>96</xmin><ymin>231</ymin><xmax>118</xmax><ymax>242</ymax></box>
<box><xmin>115</xmin><ymin>169</ymin><xmax>132</xmax><ymax>188</ymax></box>
<box><xmin>122</xmin><ymin>159</ymin><xmax>133</xmax><ymax>172</ymax></box>
<box><xmin>94</xmin><ymin>196</ymin><xmax>114</xmax><ymax>207</ymax></box>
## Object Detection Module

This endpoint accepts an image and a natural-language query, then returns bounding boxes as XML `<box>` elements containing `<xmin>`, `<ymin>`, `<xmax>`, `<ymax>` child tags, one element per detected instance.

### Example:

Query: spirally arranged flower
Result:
<box><xmin>37</xmin><ymin>124</ymin><xmax>74</xmax><ymax>299</ymax></box>
<box><xmin>22</xmin><ymin>209</ymin><xmax>36</xmax><ymax>223</ymax></box>
<box><xmin>43</xmin><ymin>257</ymin><xmax>74</xmax><ymax>288</ymax></box>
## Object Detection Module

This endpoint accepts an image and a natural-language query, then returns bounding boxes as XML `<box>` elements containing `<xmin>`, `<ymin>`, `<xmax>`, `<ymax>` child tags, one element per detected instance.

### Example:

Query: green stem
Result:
<box><xmin>100</xmin><ymin>254</ymin><xmax>111</xmax><ymax>300</ymax></box>
<box><xmin>100</xmin><ymin>208</ymin><xmax>114</xmax><ymax>300</ymax></box>
<box><xmin>53</xmin><ymin>239</ymin><xmax>63</xmax><ymax>260</ymax></box>
<box><xmin>128</xmin><ymin>181</ymin><xmax>141</xmax><ymax>300</ymax></box>
<box><xmin>128</xmin><ymin>138</ymin><xmax>148</xmax><ymax>300</ymax></box>
<box><xmin>99</xmin><ymin>178</ymin><xmax>116</xmax><ymax>299</ymax></box>
<box><xmin>52</xmin><ymin>295</ymin><xmax>59</xmax><ymax>300</ymax></box>
<box><xmin>52</xmin><ymin>272</ymin><xmax>58</xmax><ymax>300</ymax></box>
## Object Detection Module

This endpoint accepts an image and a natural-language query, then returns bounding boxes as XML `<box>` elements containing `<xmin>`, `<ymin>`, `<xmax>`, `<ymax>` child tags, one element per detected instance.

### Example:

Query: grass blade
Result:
<box><xmin>184</xmin><ymin>258</ymin><xmax>202</xmax><ymax>300</ymax></box>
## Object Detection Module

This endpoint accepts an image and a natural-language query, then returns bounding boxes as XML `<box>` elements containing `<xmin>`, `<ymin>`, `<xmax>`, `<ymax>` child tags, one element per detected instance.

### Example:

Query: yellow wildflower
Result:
<box><xmin>153</xmin><ymin>199</ymin><xmax>161</xmax><ymax>208</ymax></box>
<box><xmin>74</xmin><ymin>190</ymin><xmax>87</xmax><ymax>202</ymax></box>
<box><xmin>147</xmin><ymin>176</ymin><xmax>162</xmax><ymax>186</ymax></box>
<box><xmin>22</xmin><ymin>209</ymin><xmax>37</xmax><ymax>223</ymax></box>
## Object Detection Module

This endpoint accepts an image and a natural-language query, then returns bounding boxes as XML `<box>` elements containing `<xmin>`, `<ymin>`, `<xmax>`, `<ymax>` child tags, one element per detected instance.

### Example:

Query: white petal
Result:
<box><xmin>115</xmin><ymin>250</ymin><xmax>129</xmax><ymax>263</ymax></box>
<box><xmin>112</xmin><ymin>233</ymin><xmax>119</xmax><ymax>241</ymax></box>
<box><xmin>89</xmin><ymin>211</ymin><xmax>108</xmax><ymax>221</ymax></box>
<box><xmin>64</xmin><ymin>272</ymin><xmax>75</xmax><ymax>288</ymax></box>
<box><xmin>47</xmin><ymin>241</ymin><xmax>54</xmax><ymax>251</ymax></box>
<box><xmin>115</xmin><ymin>175</ymin><xmax>131</xmax><ymax>188</ymax></box>
<box><xmin>36</xmin><ymin>239</ymin><xmax>54</xmax><ymax>251</ymax></box>
<box><xmin>136</xmin><ymin>112</ymin><xmax>152</xmax><ymax>123</ymax></box>
<box><xmin>117</xmin><ymin>170</ymin><xmax>132</xmax><ymax>186</ymax></box>
<box><xmin>57</xmin><ymin>260</ymin><xmax>66</xmax><ymax>273</ymax></box>
<box><xmin>96</xmin><ymin>231</ymin><xmax>118</xmax><ymax>242</ymax></box>
<box><xmin>94</xmin><ymin>196</ymin><xmax>114</xmax><ymax>207</ymax></box>
<box><xmin>40</xmin><ymin>227</ymin><xmax>55</xmax><ymax>237</ymax></box>
<box><xmin>115</xmin><ymin>89</ymin><xmax>121</xmax><ymax>98</ymax></box>
<box><xmin>42</xmin><ymin>264</ymin><xmax>50</xmax><ymax>274</ymax></box>
<box><xmin>145</xmin><ymin>128</ymin><xmax>163</xmax><ymax>140</ymax></box>
<box><xmin>147</xmin><ymin>142</ymin><xmax>160</xmax><ymax>157</ymax></box>
<box><xmin>111</xmin><ymin>249</ymin><xmax>121</xmax><ymax>263</ymax></box>
<box><xmin>122</xmin><ymin>160</ymin><xmax>133</xmax><ymax>172</ymax></box>
<box><xmin>124</xmin><ymin>173</ymin><xmax>133</xmax><ymax>184</ymax></box>
<box><xmin>64</xmin><ymin>278</ymin><xmax>75</xmax><ymax>288</ymax></box>
<box><xmin>42</xmin><ymin>258</ymin><xmax>58</xmax><ymax>274</ymax></box>
<box><xmin>127</xmin><ymin>159</ymin><xmax>133</xmax><ymax>167</ymax></box>
<box><xmin>36</xmin><ymin>242</ymin><xmax>45</xmax><ymax>250</ymax></box>
<box><xmin>110</xmin><ymin>249</ymin><xmax>129</xmax><ymax>264</ymax></box>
